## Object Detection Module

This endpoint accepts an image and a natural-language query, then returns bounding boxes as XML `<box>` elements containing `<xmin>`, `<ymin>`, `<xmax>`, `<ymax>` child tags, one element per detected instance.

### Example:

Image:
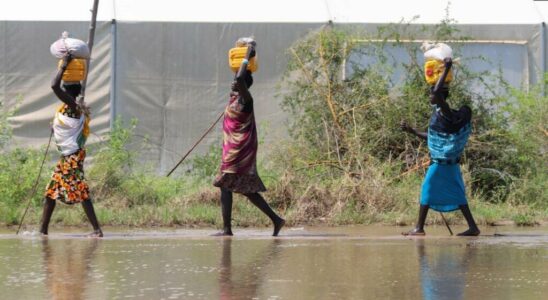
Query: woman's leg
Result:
<box><xmin>457</xmin><ymin>205</ymin><xmax>480</xmax><ymax>236</ymax></box>
<box><xmin>81</xmin><ymin>199</ymin><xmax>103</xmax><ymax>237</ymax></box>
<box><xmin>243</xmin><ymin>193</ymin><xmax>285</xmax><ymax>236</ymax></box>
<box><xmin>403</xmin><ymin>205</ymin><xmax>429</xmax><ymax>236</ymax></box>
<box><xmin>39</xmin><ymin>198</ymin><xmax>56</xmax><ymax>235</ymax></box>
<box><xmin>219</xmin><ymin>188</ymin><xmax>234</xmax><ymax>236</ymax></box>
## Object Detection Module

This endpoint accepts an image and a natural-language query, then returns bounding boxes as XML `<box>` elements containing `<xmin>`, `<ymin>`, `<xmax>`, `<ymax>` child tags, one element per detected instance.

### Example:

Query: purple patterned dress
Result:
<box><xmin>213</xmin><ymin>92</ymin><xmax>266</xmax><ymax>193</ymax></box>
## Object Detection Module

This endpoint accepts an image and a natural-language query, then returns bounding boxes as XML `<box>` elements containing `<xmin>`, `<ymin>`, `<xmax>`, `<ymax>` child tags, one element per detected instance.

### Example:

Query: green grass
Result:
<box><xmin>10</xmin><ymin>193</ymin><xmax>547</xmax><ymax>231</ymax></box>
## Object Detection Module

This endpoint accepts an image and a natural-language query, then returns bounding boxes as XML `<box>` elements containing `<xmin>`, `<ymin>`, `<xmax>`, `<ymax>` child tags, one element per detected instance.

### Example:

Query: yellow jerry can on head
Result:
<box><xmin>424</xmin><ymin>59</ymin><xmax>452</xmax><ymax>86</ymax></box>
<box><xmin>228</xmin><ymin>47</ymin><xmax>258</xmax><ymax>73</ymax></box>
<box><xmin>58</xmin><ymin>58</ymin><xmax>87</xmax><ymax>82</ymax></box>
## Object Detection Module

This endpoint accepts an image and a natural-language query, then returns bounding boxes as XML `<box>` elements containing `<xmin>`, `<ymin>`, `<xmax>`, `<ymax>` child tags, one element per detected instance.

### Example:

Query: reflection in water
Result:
<box><xmin>42</xmin><ymin>239</ymin><xmax>99</xmax><ymax>300</ymax></box>
<box><xmin>0</xmin><ymin>228</ymin><xmax>543</xmax><ymax>299</ymax></box>
<box><xmin>417</xmin><ymin>240</ymin><xmax>474</xmax><ymax>300</ymax></box>
<box><xmin>219</xmin><ymin>239</ymin><xmax>281</xmax><ymax>299</ymax></box>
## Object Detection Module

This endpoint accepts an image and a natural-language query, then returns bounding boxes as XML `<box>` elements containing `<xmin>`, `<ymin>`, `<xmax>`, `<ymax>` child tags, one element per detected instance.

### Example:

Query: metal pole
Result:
<box><xmin>541</xmin><ymin>22</ymin><xmax>546</xmax><ymax>96</ymax></box>
<box><xmin>109</xmin><ymin>18</ymin><xmax>117</xmax><ymax>130</ymax></box>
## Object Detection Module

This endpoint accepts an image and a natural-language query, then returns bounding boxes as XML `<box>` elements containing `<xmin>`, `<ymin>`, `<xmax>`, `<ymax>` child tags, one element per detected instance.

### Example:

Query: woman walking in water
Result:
<box><xmin>40</xmin><ymin>54</ymin><xmax>103</xmax><ymax>237</ymax></box>
<box><xmin>401</xmin><ymin>44</ymin><xmax>480</xmax><ymax>236</ymax></box>
<box><xmin>213</xmin><ymin>38</ymin><xmax>285</xmax><ymax>236</ymax></box>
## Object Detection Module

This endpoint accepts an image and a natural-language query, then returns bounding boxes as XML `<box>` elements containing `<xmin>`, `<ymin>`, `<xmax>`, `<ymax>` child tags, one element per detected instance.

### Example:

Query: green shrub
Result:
<box><xmin>278</xmin><ymin>19</ymin><xmax>546</xmax><ymax>211</ymax></box>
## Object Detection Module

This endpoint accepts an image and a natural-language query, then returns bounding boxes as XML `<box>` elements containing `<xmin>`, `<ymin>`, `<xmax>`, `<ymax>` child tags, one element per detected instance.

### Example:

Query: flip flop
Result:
<box><xmin>401</xmin><ymin>229</ymin><xmax>426</xmax><ymax>236</ymax></box>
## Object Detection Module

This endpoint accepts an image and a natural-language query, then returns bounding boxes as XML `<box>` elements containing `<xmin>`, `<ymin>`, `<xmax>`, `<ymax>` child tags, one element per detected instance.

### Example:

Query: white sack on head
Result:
<box><xmin>50</xmin><ymin>31</ymin><xmax>90</xmax><ymax>59</ymax></box>
<box><xmin>422</xmin><ymin>42</ymin><xmax>452</xmax><ymax>61</ymax></box>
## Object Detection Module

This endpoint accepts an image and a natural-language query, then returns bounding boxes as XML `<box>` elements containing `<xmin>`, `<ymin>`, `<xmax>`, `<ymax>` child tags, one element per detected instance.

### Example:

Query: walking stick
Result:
<box><xmin>16</xmin><ymin>131</ymin><xmax>54</xmax><ymax>235</ymax></box>
<box><xmin>166</xmin><ymin>111</ymin><xmax>224</xmax><ymax>177</ymax></box>
<box><xmin>439</xmin><ymin>212</ymin><xmax>453</xmax><ymax>236</ymax></box>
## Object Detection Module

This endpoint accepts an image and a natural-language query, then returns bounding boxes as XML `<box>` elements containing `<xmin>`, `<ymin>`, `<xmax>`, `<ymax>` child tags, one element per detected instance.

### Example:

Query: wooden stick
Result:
<box><xmin>16</xmin><ymin>131</ymin><xmax>54</xmax><ymax>235</ymax></box>
<box><xmin>439</xmin><ymin>212</ymin><xmax>453</xmax><ymax>236</ymax></box>
<box><xmin>81</xmin><ymin>0</ymin><xmax>100</xmax><ymax>99</ymax></box>
<box><xmin>166</xmin><ymin>111</ymin><xmax>224</xmax><ymax>177</ymax></box>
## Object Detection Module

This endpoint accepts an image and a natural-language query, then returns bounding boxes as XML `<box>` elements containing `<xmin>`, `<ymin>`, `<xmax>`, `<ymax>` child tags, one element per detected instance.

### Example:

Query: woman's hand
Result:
<box><xmin>246</xmin><ymin>45</ymin><xmax>256</xmax><ymax>59</ymax></box>
<box><xmin>400</xmin><ymin>120</ymin><xmax>414</xmax><ymax>134</ymax></box>
<box><xmin>401</xmin><ymin>120</ymin><xmax>428</xmax><ymax>140</ymax></box>
<box><xmin>61</xmin><ymin>54</ymin><xmax>73</xmax><ymax>70</ymax></box>
<box><xmin>443</xmin><ymin>57</ymin><xmax>452</xmax><ymax>69</ymax></box>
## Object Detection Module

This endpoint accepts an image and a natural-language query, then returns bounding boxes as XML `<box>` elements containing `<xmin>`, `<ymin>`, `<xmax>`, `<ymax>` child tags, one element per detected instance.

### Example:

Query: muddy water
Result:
<box><xmin>0</xmin><ymin>226</ymin><xmax>547</xmax><ymax>300</ymax></box>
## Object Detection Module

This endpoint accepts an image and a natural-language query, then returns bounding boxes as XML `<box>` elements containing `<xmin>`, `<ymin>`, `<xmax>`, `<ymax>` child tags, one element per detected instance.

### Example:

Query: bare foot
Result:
<box><xmin>457</xmin><ymin>228</ymin><xmax>480</xmax><ymax>236</ymax></box>
<box><xmin>211</xmin><ymin>229</ymin><xmax>233</xmax><ymax>237</ymax></box>
<box><xmin>86</xmin><ymin>230</ymin><xmax>103</xmax><ymax>238</ymax></box>
<box><xmin>273</xmin><ymin>218</ymin><xmax>285</xmax><ymax>236</ymax></box>
<box><xmin>402</xmin><ymin>228</ymin><xmax>425</xmax><ymax>236</ymax></box>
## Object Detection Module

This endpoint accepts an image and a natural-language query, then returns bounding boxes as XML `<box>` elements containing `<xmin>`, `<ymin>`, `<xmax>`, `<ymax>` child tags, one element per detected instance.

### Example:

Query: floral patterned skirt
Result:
<box><xmin>45</xmin><ymin>149</ymin><xmax>90</xmax><ymax>204</ymax></box>
<box><xmin>213</xmin><ymin>172</ymin><xmax>267</xmax><ymax>194</ymax></box>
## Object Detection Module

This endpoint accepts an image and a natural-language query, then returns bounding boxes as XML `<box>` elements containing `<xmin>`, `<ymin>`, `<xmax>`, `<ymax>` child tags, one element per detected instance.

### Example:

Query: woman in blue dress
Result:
<box><xmin>401</xmin><ymin>57</ymin><xmax>480</xmax><ymax>236</ymax></box>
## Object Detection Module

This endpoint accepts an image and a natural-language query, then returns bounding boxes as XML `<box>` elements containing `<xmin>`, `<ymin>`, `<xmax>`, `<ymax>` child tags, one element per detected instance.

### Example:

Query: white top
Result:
<box><xmin>53</xmin><ymin>111</ymin><xmax>86</xmax><ymax>156</ymax></box>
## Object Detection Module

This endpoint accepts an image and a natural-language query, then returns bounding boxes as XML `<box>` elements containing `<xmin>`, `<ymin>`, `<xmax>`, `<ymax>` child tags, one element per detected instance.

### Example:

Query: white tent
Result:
<box><xmin>2</xmin><ymin>0</ymin><xmax>542</xmax><ymax>23</ymax></box>
<box><xmin>1</xmin><ymin>0</ymin><xmax>545</xmax><ymax>173</ymax></box>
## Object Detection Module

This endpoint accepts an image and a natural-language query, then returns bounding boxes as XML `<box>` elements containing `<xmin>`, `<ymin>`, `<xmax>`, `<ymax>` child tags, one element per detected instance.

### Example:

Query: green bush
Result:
<box><xmin>0</xmin><ymin>97</ymin><xmax>51</xmax><ymax>224</ymax></box>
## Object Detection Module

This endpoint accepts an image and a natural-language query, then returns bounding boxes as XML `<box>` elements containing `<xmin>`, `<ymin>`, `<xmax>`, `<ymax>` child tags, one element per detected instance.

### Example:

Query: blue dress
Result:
<box><xmin>420</xmin><ymin>105</ymin><xmax>471</xmax><ymax>212</ymax></box>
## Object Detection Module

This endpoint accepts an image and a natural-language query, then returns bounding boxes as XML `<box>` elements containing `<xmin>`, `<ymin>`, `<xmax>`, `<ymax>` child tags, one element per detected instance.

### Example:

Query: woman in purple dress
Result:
<box><xmin>213</xmin><ymin>39</ymin><xmax>285</xmax><ymax>236</ymax></box>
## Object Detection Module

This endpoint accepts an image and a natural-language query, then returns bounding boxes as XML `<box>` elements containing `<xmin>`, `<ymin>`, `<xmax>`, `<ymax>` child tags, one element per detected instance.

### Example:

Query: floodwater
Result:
<box><xmin>0</xmin><ymin>226</ymin><xmax>547</xmax><ymax>300</ymax></box>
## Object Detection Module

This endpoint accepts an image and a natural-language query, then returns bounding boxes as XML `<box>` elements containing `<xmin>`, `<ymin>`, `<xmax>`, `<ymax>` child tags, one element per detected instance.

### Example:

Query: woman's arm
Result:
<box><xmin>430</xmin><ymin>57</ymin><xmax>453</xmax><ymax>117</ymax></box>
<box><xmin>401</xmin><ymin>121</ymin><xmax>427</xmax><ymax>141</ymax></box>
<box><xmin>51</xmin><ymin>55</ymin><xmax>77</xmax><ymax>111</ymax></box>
<box><xmin>235</xmin><ymin>45</ymin><xmax>255</xmax><ymax>105</ymax></box>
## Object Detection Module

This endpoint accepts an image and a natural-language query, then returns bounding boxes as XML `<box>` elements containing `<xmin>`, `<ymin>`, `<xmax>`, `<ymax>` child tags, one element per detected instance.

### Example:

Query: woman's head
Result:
<box><xmin>62</xmin><ymin>83</ymin><xmax>82</xmax><ymax>97</ymax></box>
<box><xmin>243</xmin><ymin>72</ymin><xmax>253</xmax><ymax>88</ymax></box>
<box><xmin>459</xmin><ymin>105</ymin><xmax>472</xmax><ymax>117</ymax></box>
<box><xmin>231</xmin><ymin>72</ymin><xmax>254</xmax><ymax>92</ymax></box>
<box><xmin>429</xmin><ymin>85</ymin><xmax>449</xmax><ymax>105</ymax></box>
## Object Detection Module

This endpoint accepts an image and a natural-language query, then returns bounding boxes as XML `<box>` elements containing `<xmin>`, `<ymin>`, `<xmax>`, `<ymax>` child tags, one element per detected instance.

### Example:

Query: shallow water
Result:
<box><xmin>0</xmin><ymin>226</ymin><xmax>547</xmax><ymax>299</ymax></box>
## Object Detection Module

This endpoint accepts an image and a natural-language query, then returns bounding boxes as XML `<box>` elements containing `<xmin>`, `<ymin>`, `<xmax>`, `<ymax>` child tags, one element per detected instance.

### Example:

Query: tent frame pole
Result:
<box><xmin>109</xmin><ymin>18</ymin><xmax>117</xmax><ymax>129</ymax></box>
<box><xmin>542</xmin><ymin>22</ymin><xmax>546</xmax><ymax>95</ymax></box>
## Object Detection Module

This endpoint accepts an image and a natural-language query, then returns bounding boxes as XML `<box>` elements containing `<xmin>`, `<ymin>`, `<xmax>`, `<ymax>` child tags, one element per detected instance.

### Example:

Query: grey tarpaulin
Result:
<box><xmin>1</xmin><ymin>0</ymin><xmax>547</xmax><ymax>174</ymax></box>
<box><xmin>112</xmin><ymin>22</ymin><xmax>323</xmax><ymax>173</ymax></box>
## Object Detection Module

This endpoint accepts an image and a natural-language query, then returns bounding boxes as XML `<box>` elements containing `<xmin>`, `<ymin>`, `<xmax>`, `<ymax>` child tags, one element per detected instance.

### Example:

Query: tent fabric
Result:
<box><xmin>534</xmin><ymin>1</ymin><xmax>548</xmax><ymax>21</ymax></box>
<box><xmin>1</xmin><ymin>0</ymin><xmax>546</xmax><ymax>173</ymax></box>
<box><xmin>112</xmin><ymin>22</ymin><xmax>323</xmax><ymax>171</ymax></box>
<box><xmin>1</xmin><ymin>0</ymin><xmax>544</xmax><ymax>24</ymax></box>
<box><xmin>0</xmin><ymin>21</ymin><xmax>111</xmax><ymax>150</ymax></box>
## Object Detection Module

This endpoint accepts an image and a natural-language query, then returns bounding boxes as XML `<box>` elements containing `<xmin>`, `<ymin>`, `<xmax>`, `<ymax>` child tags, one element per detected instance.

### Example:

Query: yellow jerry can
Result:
<box><xmin>228</xmin><ymin>47</ymin><xmax>258</xmax><ymax>73</ymax></box>
<box><xmin>424</xmin><ymin>59</ymin><xmax>453</xmax><ymax>86</ymax></box>
<box><xmin>58</xmin><ymin>58</ymin><xmax>87</xmax><ymax>82</ymax></box>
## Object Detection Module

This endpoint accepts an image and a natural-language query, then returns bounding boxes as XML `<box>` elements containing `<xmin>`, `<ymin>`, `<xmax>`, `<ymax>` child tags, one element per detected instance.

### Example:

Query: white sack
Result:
<box><xmin>50</xmin><ymin>31</ymin><xmax>90</xmax><ymax>59</ymax></box>
<box><xmin>422</xmin><ymin>42</ymin><xmax>452</xmax><ymax>61</ymax></box>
